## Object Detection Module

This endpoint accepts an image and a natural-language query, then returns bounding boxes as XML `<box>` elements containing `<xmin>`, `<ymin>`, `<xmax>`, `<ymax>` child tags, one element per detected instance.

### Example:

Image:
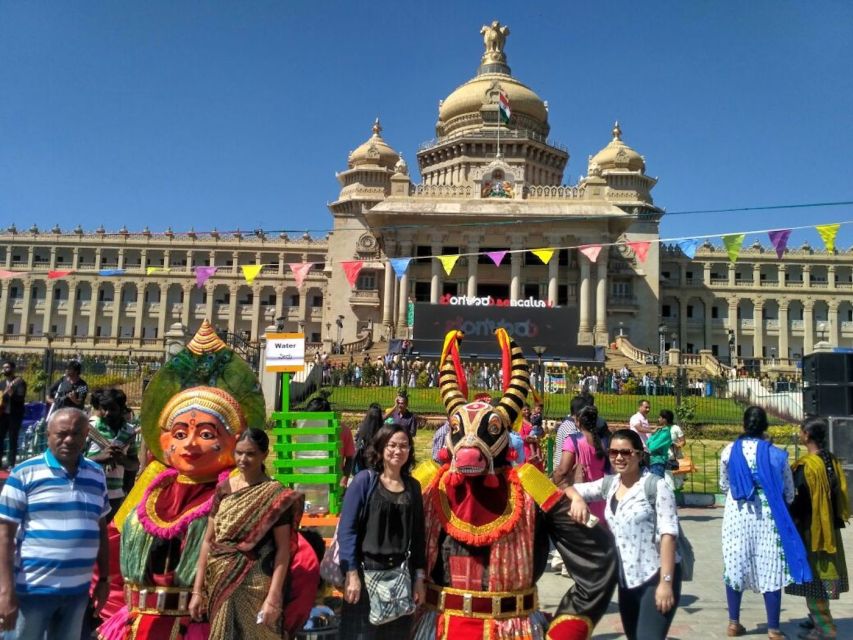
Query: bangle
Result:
<box><xmin>192</xmin><ymin>591</ymin><xmax>203</xmax><ymax>596</ymax></box>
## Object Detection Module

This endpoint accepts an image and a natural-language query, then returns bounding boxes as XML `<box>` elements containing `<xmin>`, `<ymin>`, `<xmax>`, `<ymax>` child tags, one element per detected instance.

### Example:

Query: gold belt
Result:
<box><xmin>425</xmin><ymin>584</ymin><xmax>538</xmax><ymax>620</ymax></box>
<box><xmin>124</xmin><ymin>582</ymin><xmax>193</xmax><ymax>616</ymax></box>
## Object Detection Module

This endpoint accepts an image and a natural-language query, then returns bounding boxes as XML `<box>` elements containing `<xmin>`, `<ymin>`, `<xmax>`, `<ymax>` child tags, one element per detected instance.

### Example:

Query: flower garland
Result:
<box><xmin>137</xmin><ymin>467</ymin><xmax>230</xmax><ymax>539</ymax></box>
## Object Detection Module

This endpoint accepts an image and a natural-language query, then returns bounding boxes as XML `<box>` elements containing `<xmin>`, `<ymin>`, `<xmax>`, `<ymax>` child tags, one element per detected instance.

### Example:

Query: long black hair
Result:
<box><xmin>356</xmin><ymin>403</ymin><xmax>383</xmax><ymax>445</ymax></box>
<box><xmin>578</xmin><ymin>405</ymin><xmax>605</xmax><ymax>460</ymax></box>
<box><xmin>801</xmin><ymin>416</ymin><xmax>839</xmax><ymax>491</ymax></box>
<box><xmin>740</xmin><ymin>406</ymin><xmax>769</xmax><ymax>439</ymax></box>
<box><xmin>237</xmin><ymin>427</ymin><xmax>270</xmax><ymax>453</ymax></box>
<box><xmin>366</xmin><ymin>423</ymin><xmax>415</xmax><ymax>476</ymax></box>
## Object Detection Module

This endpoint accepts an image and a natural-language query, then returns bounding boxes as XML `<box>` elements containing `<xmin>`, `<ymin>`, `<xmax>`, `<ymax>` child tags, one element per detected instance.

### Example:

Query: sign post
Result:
<box><xmin>265</xmin><ymin>332</ymin><xmax>305</xmax><ymax>412</ymax></box>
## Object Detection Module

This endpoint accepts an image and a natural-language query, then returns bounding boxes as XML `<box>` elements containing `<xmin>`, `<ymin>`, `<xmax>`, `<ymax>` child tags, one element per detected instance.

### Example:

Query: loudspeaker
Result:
<box><xmin>827</xmin><ymin>416</ymin><xmax>853</xmax><ymax>514</ymax></box>
<box><xmin>803</xmin><ymin>352</ymin><xmax>853</xmax><ymax>386</ymax></box>
<box><xmin>803</xmin><ymin>386</ymin><xmax>853</xmax><ymax>417</ymax></box>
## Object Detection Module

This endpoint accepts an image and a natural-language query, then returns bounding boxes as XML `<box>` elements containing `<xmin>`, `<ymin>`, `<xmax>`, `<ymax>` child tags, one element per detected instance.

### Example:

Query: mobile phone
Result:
<box><xmin>585</xmin><ymin>514</ymin><xmax>600</xmax><ymax>528</ymax></box>
<box><xmin>256</xmin><ymin>611</ymin><xmax>264</xmax><ymax>624</ymax></box>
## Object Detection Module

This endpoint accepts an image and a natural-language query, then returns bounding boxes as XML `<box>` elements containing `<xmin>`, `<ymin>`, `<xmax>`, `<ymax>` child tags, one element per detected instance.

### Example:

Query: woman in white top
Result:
<box><xmin>564</xmin><ymin>428</ymin><xmax>681</xmax><ymax>640</ymax></box>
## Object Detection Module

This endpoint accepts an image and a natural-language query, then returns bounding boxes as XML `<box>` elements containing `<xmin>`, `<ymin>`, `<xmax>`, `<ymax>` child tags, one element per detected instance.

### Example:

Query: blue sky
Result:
<box><xmin>1</xmin><ymin>1</ymin><xmax>852</xmax><ymax>248</ymax></box>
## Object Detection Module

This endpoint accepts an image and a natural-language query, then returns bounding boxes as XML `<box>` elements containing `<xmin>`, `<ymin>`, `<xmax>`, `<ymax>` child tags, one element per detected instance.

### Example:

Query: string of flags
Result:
<box><xmin>0</xmin><ymin>222</ymin><xmax>847</xmax><ymax>290</ymax></box>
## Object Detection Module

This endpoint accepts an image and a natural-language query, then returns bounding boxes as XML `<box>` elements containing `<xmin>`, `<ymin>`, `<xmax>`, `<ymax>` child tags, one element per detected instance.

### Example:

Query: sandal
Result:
<box><xmin>727</xmin><ymin>621</ymin><xmax>747</xmax><ymax>637</ymax></box>
<box><xmin>767</xmin><ymin>631</ymin><xmax>788</xmax><ymax>640</ymax></box>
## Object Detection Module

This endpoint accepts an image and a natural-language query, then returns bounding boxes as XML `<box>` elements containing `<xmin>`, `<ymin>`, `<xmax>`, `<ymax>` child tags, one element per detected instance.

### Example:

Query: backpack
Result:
<box><xmin>600</xmin><ymin>474</ymin><xmax>695</xmax><ymax>581</ymax></box>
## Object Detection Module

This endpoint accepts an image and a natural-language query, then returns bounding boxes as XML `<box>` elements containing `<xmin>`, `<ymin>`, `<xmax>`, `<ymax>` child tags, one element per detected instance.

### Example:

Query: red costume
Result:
<box><xmin>412</xmin><ymin>329</ymin><xmax>616</xmax><ymax>640</ymax></box>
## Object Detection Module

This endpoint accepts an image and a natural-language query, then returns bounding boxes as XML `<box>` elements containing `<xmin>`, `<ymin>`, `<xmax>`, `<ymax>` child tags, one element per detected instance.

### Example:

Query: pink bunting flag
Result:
<box><xmin>767</xmin><ymin>229</ymin><xmax>791</xmax><ymax>259</ymax></box>
<box><xmin>0</xmin><ymin>270</ymin><xmax>14</xmax><ymax>279</ymax></box>
<box><xmin>579</xmin><ymin>244</ymin><xmax>603</xmax><ymax>263</ymax></box>
<box><xmin>625</xmin><ymin>241</ymin><xmax>650</xmax><ymax>263</ymax></box>
<box><xmin>194</xmin><ymin>266</ymin><xmax>218</xmax><ymax>288</ymax></box>
<box><xmin>47</xmin><ymin>270</ymin><xmax>74</xmax><ymax>280</ymax></box>
<box><xmin>341</xmin><ymin>260</ymin><xmax>364</xmax><ymax>288</ymax></box>
<box><xmin>486</xmin><ymin>250</ymin><xmax>507</xmax><ymax>266</ymax></box>
<box><xmin>288</xmin><ymin>262</ymin><xmax>315</xmax><ymax>288</ymax></box>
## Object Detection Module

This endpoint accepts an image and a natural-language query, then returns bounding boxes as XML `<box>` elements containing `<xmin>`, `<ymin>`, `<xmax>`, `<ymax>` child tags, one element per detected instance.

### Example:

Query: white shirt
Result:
<box><xmin>629</xmin><ymin>411</ymin><xmax>651</xmax><ymax>447</ymax></box>
<box><xmin>576</xmin><ymin>472</ymin><xmax>680</xmax><ymax>588</ymax></box>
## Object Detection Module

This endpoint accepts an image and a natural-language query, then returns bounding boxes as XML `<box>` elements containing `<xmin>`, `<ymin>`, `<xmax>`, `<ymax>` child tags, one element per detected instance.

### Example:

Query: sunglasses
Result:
<box><xmin>608</xmin><ymin>448</ymin><xmax>639</xmax><ymax>459</ymax></box>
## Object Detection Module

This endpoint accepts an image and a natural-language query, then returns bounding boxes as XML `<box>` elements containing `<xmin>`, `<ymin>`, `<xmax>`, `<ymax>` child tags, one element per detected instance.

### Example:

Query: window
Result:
<box><xmin>687</xmin><ymin>305</ymin><xmax>694</xmax><ymax>318</ymax></box>
<box><xmin>712</xmin><ymin>306</ymin><xmax>719</xmax><ymax>319</ymax></box>
<box><xmin>661</xmin><ymin>271</ymin><xmax>671</xmax><ymax>280</ymax></box>
<box><xmin>557</xmin><ymin>284</ymin><xmax>568</xmax><ymax>306</ymax></box>
<box><xmin>523</xmin><ymin>283</ymin><xmax>539</xmax><ymax>298</ymax></box>
<box><xmin>288</xmin><ymin>295</ymin><xmax>299</xmax><ymax>307</ymax></box>
<box><xmin>311</xmin><ymin>295</ymin><xmax>323</xmax><ymax>307</ymax></box>
<box><xmin>611</xmin><ymin>280</ymin><xmax>632</xmax><ymax>298</ymax></box>
<box><xmin>415</xmin><ymin>246</ymin><xmax>431</xmax><ymax>257</ymax></box>
<box><xmin>711</xmin><ymin>345</ymin><xmax>719</xmax><ymax>356</ymax></box>
<box><xmin>686</xmin><ymin>271</ymin><xmax>694</xmax><ymax>280</ymax></box>
<box><xmin>442</xmin><ymin>282</ymin><xmax>458</xmax><ymax>296</ymax></box>
<box><xmin>414</xmin><ymin>282</ymin><xmax>430</xmax><ymax>302</ymax></box>
<box><xmin>356</xmin><ymin>272</ymin><xmax>376</xmax><ymax>290</ymax></box>
<box><xmin>10</xmin><ymin>287</ymin><xmax>19</xmax><ymax>299</ymax></box>
<box><xmin>662</xmin><ymin>304</ymin><xmax>671</xmax><ymax>317</ymax></box>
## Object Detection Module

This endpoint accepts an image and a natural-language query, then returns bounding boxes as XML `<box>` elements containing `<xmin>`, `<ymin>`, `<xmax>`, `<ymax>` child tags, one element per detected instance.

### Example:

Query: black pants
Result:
<box><xmin>618</xmin><ymin>566</ymin><xmax>682</xmax><ymax>640</ymax></box>
<box><xmin>0</xmin><ymin>415</ymin><xmax>22</xmax><ymax>468</ymax></box>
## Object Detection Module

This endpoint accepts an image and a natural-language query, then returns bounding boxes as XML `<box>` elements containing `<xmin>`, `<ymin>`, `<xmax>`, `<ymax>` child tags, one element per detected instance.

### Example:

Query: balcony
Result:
<box><xmin>348</xmin><ymin>289</ymin><xmax>381</xmax><ymax>307</ymax></box>
<box><xmin>791</xmin><ymin>320</ymin><xmax>805</xmax><ymax>330</ymax></box>
<box><xmin>709</xmin><ymin>277</ymin><xmax>728</xmax><ymax>286</ymax></box>
<box><xmin>765</xmin><ymin>319</ymin><xmax>780</xmax><ymax>330</ymax></box>
<box><xmin>740</xmin><ymin>319</ymin><xmax>754</xmax><ymax>330</ymax></box>
<box><xmin>759</xmin><ymin>280</ymin><xmax>780</xmax><ymax>287</ymax></box>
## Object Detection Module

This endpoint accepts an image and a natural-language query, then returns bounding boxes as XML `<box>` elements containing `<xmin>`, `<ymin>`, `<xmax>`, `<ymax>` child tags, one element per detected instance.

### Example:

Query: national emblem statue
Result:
<box><xmin>412</xmin><ymin>329</ymin><xmax>617</xmax><ymax>640</ymax></box>
<box><xmin>98</xmin><ymin>321</ymin><xmax>266</xmax><ymax>640</ymax></box>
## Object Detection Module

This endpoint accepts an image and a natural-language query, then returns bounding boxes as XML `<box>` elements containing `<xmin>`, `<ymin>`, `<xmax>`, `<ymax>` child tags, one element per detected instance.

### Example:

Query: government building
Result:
<box><xmin>2</xmin><ymin>22</ymin><xmax>852</xmax><ymax>370</ymax></box>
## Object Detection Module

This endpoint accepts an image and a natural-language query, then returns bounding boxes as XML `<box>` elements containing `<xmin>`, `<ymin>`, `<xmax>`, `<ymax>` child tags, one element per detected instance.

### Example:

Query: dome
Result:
<box><xmin>589</xmin><ymin>122</ymin><xmax>645</xmax><ymax>173</ymax></box>
<box><xmin>348</xmin><ymin>119</ymin><xmax>400</xmax><ymax>170</ymax></box>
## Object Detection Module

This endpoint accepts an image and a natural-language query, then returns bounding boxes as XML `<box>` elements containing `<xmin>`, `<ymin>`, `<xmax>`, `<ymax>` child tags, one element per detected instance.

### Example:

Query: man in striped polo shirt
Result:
<box><xmin>0</xmin><ymin>408</ymin><xmax>110</xmax><ymax>639</ymax></box>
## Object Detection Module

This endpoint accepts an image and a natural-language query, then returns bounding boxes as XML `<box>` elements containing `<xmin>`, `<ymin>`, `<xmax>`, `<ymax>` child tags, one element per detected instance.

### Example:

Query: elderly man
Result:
<box><xmin>386</xmin><ymin>390</ymin><xmax>418</xmax><ymax>437</ymax></box>
<box><xmin>0</xmin><ymin>408</ymin><xmax>110</xmax><ymax>639</ymax></box>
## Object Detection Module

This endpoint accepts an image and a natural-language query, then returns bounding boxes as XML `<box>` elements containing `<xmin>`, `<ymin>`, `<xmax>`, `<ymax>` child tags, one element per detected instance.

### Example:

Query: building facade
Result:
<box><xmin>1</xmin><ymin>22</ymin><xmax>852</xmax><ymax>365</ymax></box>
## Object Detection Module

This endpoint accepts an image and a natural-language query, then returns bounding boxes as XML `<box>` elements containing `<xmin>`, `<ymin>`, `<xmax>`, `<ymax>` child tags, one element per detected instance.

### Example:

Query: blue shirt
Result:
<box><xmin>508</xmin><ymin>431</ymin><xmax>526</xmax><ymax>466</ymax></box>
<box><xmin>0</xmin><ymin>450</ymin><xmax>109</xmax><ymax>595</ymax></box>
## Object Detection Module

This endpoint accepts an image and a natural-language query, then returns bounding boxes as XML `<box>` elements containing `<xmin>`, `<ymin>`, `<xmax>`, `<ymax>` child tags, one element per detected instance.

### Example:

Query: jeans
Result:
<box><xmin>11</xmin><ymin>591</ymin><xmax>89</xmax><ymax>640</ymax></box>
<box><xmin>0</xmin><ymin>415</ymin><xmax>22</xmax><ymax>468</ymax></box>
<box><xmin>618</xmin><ymin>566</ymin><xmax>682</xmax><ymax>640</ymax></box>
<box><xmin>648</xmin><ymin>463</ymin><xmax>666</xmax><ymax>478</ymax></box>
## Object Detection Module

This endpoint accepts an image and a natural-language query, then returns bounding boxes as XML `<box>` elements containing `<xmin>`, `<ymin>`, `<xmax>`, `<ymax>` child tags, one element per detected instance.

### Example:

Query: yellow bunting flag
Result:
<box><xmin>146</xmin><ymin>267</ymin><xmax>171</xmax><ymax>275</ymax></box>
<box><xmin>437</xmin><ymin>255</ymin><xmax>460</xmax><ymax>276</ymax></box>
<box><xmin>531</xmin><ymin>249</ymin><xmax>555</xmax><ymax>264</ymax></box>
<box><xmin>722</xmin><ymin>234</ymin><xmax>745</xmax><ymax>263</ymax></box>
<box><xmin>815</xmin><ymin>224</ymin><xmax>840</xmax><ymax>253</ymax></box>
<box><xmin>241</xmin><ymin>264</ymin><xmax>263</xmax><ymax>284</ymax></box>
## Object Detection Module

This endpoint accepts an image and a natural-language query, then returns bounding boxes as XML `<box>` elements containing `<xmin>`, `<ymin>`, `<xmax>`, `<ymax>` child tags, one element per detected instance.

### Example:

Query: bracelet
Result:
<box><xmin>192</xmin><ymin>591</ymin><xmax>204</xmax><ymax>596</ymax></box>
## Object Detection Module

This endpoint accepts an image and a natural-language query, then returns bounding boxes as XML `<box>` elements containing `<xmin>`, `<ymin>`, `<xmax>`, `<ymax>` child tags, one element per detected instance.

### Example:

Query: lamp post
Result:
<box><xmin>335</xmin><ymin>315</ymin><xmax>344</xmax><ymax>354</ymax></box>
<box><xmin>275</xmin><ymin>315</ymin><xmax>286</xmax><ymax>332</ymax></box>
<box><xmin>43</xmin><ymin>331</ymin><xmax>56</xmax><ymax>402</ymax></box>
<box><xmin>532</xmin><ymin>345</ymin><xmax>547</xmax><ymax>396</ymax></box>
<box><xmin>657</xmin><ymin>324</ymin><xmax>666</xmax><ymax>366</ymax></box>
<box><xmin>727</xmin><ymin>329</ymin><xmax>736</xmax><ymax>368</ymax></box>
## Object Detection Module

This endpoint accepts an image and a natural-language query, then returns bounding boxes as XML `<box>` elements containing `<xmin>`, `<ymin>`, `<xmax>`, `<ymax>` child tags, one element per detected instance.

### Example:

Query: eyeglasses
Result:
<box><xmin>385</xmin><ymin>443</ymin><xmax>410</xmax><ymax>452</ymax></box>
<box><xmin>608</xmin><ymin>448</ymin><xmax>639</xmax><ymax>459</ymax></box>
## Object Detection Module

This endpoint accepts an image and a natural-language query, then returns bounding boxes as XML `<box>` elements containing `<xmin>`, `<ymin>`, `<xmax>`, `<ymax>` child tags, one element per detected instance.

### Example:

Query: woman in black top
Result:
<box><xmin>337</xmin><ymin>423</ymin><xmax>426</xmax><ymax>639</ymax></box>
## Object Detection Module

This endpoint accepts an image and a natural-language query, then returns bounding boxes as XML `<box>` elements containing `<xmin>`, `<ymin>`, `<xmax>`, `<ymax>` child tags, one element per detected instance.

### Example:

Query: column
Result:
<box><xmin>250</xmin><ymin>284</ymin><xmax>262</xmax><ymax>341</ymax></box>
<box><xmin>111</xmin><ymin>283</ymin><xmax>122</xmax><ymax>340</ymax></box>
<box><xmin>703</xmin><ymin>298</ymin><xmax>713</xmax><ymax>349</ymax></box>
<box><xmin>828</xmin><ymin>301</ymin><xmax>840</xmax><ymax>347</ymax></box>
<box><xmin>94</xmin><ymin>248</ymin><xmax>102</xmax><ymax>270</ymax></box>
<box><xmin>157</xmin><ymin>283</ymin><xmax>168</xmax><ymax>341</ymax></box>
<box><xmin>752</xmin><ymin>263</ymin><xmax>761</xmax><ymax>287</ymax></box>
<box><xmin>88</xmin><ymin>282</ymin><xmax>101</xmax><ymax>339</ymax></box>
<box><xmin>185</xmin><ymin>250</ymin><xmax>193</xmax><ymax>272</ymax></box>
<box><xmin>778</xmin><ymin>301</ymin><xmax>789</xmax><ymax>360</ymax></box>
<box><xmin>753</xmin><ymin>299</ymin><xmax>764</xmax><ymax>359</ymax></box>
<box><xmin>594</xmin><ymin>259</ymin><xmax>608</xmax><ymax>344</ymax></box>
<box><xmin>728</xmin><ymin>297</ymin><xmax>738</xmax><ymax>362</ymax></box>
<box><xmin>547</xmin><ymin>257</ymin><xmax>559</xmax><ymax>306</ymax></box>
<box><xmin>466</xmin><ymin>240</ymin><xmax>479</xmax><ymax>298</ymax></box>
<box><xmin>278</xmin><ymin>252</ymin><xmax>285</xmax><ymax>277</ymax></box>
<box><xmin>727</xmin><ymin>263</ymin><xmax>735</xmax><ymax>287</ymax></box>
<box><xmin>140</xmin><ymin>250</ymin><xmax>148</xmax><ymax>272</ymax></box>
<box><xmin>49</xmin><ymin>247</ymin><xmax>57</xmax><ymax>270</ymax></box>
<box><xmin>227</xmin><ymin>284</ymin><xmax>239</xmax><ymax>333</ymax></box>
<box><xmin>135</xmin><ymin>283</ymin><xmax>146</xmax><ymax>341</ymax></box>
<box><xmin>678</xmin><ymin>300</ymin><xmax>687</xmax><ymax>351</ymax></box>
<box><xmin>383</xmin><ymin>261</ymin><xmax>395</xmax><ymax>327</ymax></box>
<box><xmin>118</xmin><ymin>248</ymin><xmax>125</xmax><ymax>270</ymax></box>
<box><xmin>510</xmin><ymin>243</ymin><xmax>522</xmax><ymax>302</ymax></box>
<box><xmin>274</xmin><ymin>284</ymin><xmax>286</xmax><ymax>327</ymax></box>
<box><xmin>26</xmin><ymin>247</ymin><xmax>34</xmax><ymax>269</ymax></box>
<box><xmin>430</xmin><ymin>239</ymin><xmax>443</xmax><ymax>304</ymax></box>
<box><xmin>64</xmin><ymin>280</ymin><xmax>77</xmax><ymax>337</ymax></box>
<box><xmin>20</xmin><ymin>280</ymin><xmax>32</xmax><ymax>337</ymax></box>
<box><xmin>803</xmin><ymin>299</ymin><xmax>814</xmax><ymax>355</ymax></box>
<box><xmin>297</xmin><ymin>285</ymin><xmax>308</xmax><ymax>327</ymax></box>
<box><xmin>232</xmin><ymin>251</ymin><xmax>240</xmax><ymax>275</ymax></box>
<box><xmin>778</xmin><ymin>264</ymin><xmax>786</xmax><ymax>288</ymax></box>
<box><xmin>43</xmin><ymin>279</ymin><xmax>56</xmax><ymax>335</ymax></box>
<box><xmin>803</xmin><ymin>265</ymin><xmax>811</xmax><ymax>288</ymax></box>
<box><xmin>0</xmin><ymin>282</ymin><xmax>9</xmax><ymax>335</ymax></box>
<box><xmin>396</xmin><ymin>241</ymin><xmax>411</xmax><ymax>333</ymax></box>
<box><xmin>72</xmin><ymin>248</ymin><xmax>79</xmax><ymax>270</ymax></box>
<box><xmin>181</xmin><ymin>283</ymin><xmax>192</xmax><ymax>328</ymax></box>
<box><xmin>578</xmin><ymin>252</ymin><xmax>592</xmax><ymax>344</ymax></box>
<box><xmin>828</xmin><ymin>265</ymin><xmax>837</xmax><ymax>289</ymax></box>
<box><xmin>703</xmin><ymin>262</ymin><xmax>711</xmax><ymax>286</ymax></box>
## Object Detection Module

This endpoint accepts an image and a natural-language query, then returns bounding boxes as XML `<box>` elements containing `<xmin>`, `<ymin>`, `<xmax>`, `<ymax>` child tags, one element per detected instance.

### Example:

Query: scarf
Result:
<box><xmin>798</xmin><ymin>453</ymin><xmax>850</xmax><ymax>554</ymax></box>
<box><xmin>729</xmin><ymin>438</ymin><xmax>812</xmax><ymax>584</ymax></box>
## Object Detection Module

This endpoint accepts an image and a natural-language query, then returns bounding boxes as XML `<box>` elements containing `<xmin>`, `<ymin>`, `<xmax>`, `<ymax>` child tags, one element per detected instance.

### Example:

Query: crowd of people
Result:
<box><xmin>0</xmin><ymin>354</ymin><xmax>846</xmax><ymax>639</ymax></box>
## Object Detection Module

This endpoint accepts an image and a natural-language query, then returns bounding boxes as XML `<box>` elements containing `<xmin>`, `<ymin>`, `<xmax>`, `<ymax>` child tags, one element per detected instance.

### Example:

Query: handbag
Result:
<box><xmin>362</xmin><ymin>560</ymin><xmax>416</xmax><ymax>625</ymax></box>
<box><xmin>319</xmin><ymin>525</ymin><xmax>345</xmax><ymax>588</ymax></box>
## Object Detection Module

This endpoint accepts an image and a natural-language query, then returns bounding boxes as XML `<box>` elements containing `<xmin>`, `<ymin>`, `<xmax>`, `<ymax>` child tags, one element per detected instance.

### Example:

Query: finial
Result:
<box><xmin>612</xmin><ymin>121</ymin><xmax>622</xmax><ymax>141</ymax></box>
<box><xmin>480</xmin><ymin>20</ymin><xmax>510</xmax><ymax>65</ymax></box>
<box><xmin>372</xmin><ymin>117</ymin><xmax>382</xmax><ymax>136</ymax></box>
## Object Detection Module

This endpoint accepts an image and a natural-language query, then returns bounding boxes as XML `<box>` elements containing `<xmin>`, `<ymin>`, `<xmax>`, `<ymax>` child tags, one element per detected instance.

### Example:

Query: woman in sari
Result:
<box><xmin>190</xmin><ymin>428</ymin><xmax>305</xmax><ymax>639</ymax></box>
<box><xmin>785</xmin><ymin>417</ymin><xmax>849</xmax><ymax>639</ymax></box>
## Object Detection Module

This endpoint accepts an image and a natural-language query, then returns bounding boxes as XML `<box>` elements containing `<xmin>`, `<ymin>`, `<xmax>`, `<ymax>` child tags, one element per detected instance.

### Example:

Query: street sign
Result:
<box><xmin>265</xmin><ymin>333</ymin><xmax>305</xmax><ymax>373</ymax></box>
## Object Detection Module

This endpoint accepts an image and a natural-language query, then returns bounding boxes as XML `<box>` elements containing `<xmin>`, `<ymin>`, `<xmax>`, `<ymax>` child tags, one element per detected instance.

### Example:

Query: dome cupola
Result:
<box><xmin>589</xmin><ymin>122</ymin><xmax>645</xmax><ymax>174</ymax></box>
<box><xmin>348</xmin><ymin>118</ymin><xmax>400</xmax><ymax>170</ymax></box>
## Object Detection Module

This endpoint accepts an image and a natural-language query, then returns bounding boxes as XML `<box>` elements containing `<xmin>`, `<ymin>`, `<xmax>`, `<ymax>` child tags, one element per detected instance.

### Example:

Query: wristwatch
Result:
<box><xmin>662</xmin><ymin>573</ymin><xmax>673</xmax><ymax>583</ymax></box>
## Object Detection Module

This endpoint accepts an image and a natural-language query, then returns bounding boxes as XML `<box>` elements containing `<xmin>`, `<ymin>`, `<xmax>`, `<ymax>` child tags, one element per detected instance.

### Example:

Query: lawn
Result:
<box><xmin>310</xmin><ymin>385</ymin><xmax>764</xmax><ymax>426</ymax></box>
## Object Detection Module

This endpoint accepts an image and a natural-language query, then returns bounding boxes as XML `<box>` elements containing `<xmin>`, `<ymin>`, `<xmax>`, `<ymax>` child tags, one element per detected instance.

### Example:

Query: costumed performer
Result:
<box><xmin>412</xmin><ymin>329</ymin><xmax>617</xmax><ymax>640</ymax></box>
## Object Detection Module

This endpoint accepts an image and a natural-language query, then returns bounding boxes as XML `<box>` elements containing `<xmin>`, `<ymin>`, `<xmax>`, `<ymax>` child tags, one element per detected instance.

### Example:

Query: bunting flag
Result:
<box><xmin>241</xmin><ymin>264</ymin><xmax>263</xmax><ymax>284</ymax></box>
<box><xmin>531</xmin><ymin>248</ymin><xmax>555</xmax><ymax>264</ymax></box>
<box><xmin>579</xmin><ymin>244</ymin><xmax>603</xmax><ymax>263</ymax></box>
<box><xmin>99</xmin><ymin>269</ymin><xmax>125</xmax><ymax>276</ymax></box>
<box><xmin>146</xmin><ymin>267</ymin><xmax>171</xmax><ymax>275</ymax></box>
<box><xmin>816</xmin><ymin>224</ymin><xmax>840</xmax><ymax>253</ymax></box>
<box><xmin>288</xmin><ymin>262</ymin><xmax>314</xmax><ymax>289</ymax></box>
<box><xmin>768</xmin><ymin>229</ymin><xmax>791</xmax><ymax>259</ymax></box>
<box><xmin>625</xmin><ymin>241</ymin><xmax>651</xmax><ymax>263</ymax></box>
<box><xmin>722</xmin><ymin>234</ymin><xmax>745</xmax><ymax>263</ymax></box>
<box><xmin>341</xmin><ymin>260</ymin><xmax>364</xmax><ymax>288</ymax></box>
<box><xmin>676</xmin><ymin>239</ymin><xmax>699</xmax><ymax>259</ymax></box>
<box><xmin>437</xmin><ymin>255</ymin><xmax>460</xmax><ymax>276</ymax></box>
<box><xmin>0</xmin><ymin>270</ymin><xmax>14</xmax><ymax>279</ymax></box>
<box><xmin>195</xmin><ymin>266</ymin><xmax>217</xmax><ymax>288</ymax></box>
<box><xmin>47</xmin><ymin>270</ymin><xmax>74</xmax><ymax>280</ymax></box>
<box><xmin>389</xmin><ymin>258</ymin><xmax>411</xmax><ymax>279</ymax></box>
<box><xmin>486</xmin><ymin>250</ymin><xmax>507</xmax><ymax>266</ymax></box>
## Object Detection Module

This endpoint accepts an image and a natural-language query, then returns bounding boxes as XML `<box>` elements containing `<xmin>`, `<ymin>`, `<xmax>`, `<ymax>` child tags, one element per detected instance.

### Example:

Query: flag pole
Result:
<box><xmin>496</xmin><ymin>102</ymin><xmax>501</xmax><ymax>159</ymax></box>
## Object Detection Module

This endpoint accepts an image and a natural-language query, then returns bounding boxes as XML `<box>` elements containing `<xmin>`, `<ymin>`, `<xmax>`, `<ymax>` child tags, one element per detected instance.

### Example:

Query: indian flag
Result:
<box><xmin>498</xmin><ymin>91</ymin><xmax>511</xmax><ymax>124</ymax></box>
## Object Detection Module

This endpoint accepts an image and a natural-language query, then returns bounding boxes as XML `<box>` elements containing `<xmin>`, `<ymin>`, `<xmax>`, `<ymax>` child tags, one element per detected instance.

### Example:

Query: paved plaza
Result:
<box><xmin>539</xmin><ymin>505</ymin><xmax>853</xmax><ymax>639</ymax></box>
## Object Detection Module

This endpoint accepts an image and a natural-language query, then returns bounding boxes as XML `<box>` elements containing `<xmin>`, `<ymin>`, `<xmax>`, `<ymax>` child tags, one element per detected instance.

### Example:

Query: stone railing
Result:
<box><xmin>614</xmin><ymin>335</ymin><xmax>656</xmax><ymax>365</ymax></box>
<box><xmin>523</xmin><ymin>185</ymin><xmax>585</xmax><ymax>199</ymax></box>
<box><xmin>409</xmin><ymin>184</ymin><xmax>472</xmax><ymax>198</ymax></box>
<box><xmin>341</xmin><ymin>331</ymin><xmax>373</xmax><ymax>354</ymax></box>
